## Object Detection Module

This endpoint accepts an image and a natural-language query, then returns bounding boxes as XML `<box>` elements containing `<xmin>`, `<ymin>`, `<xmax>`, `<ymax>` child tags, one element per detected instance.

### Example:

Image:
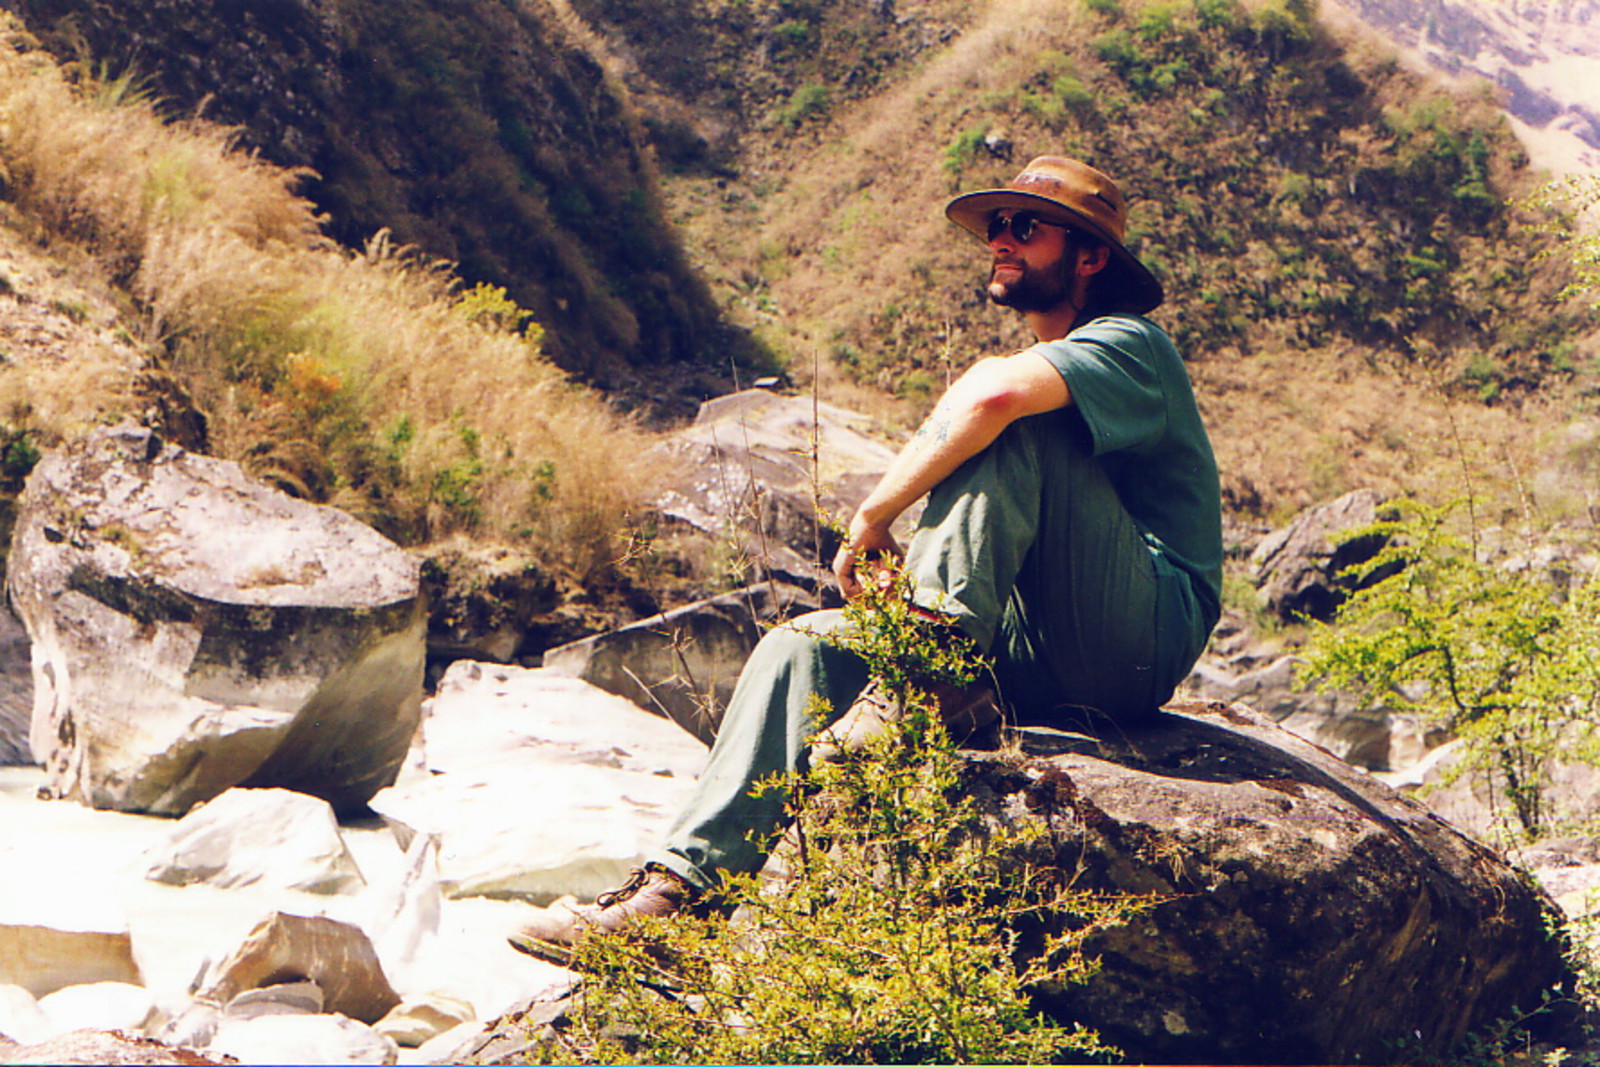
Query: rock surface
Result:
<box><xmin>6</xmin><ymin>425</ymin><xmax>424</xmax><ymax>815</ymax></box>
<box><xmin>648</xmin><ymin>388</ymin><xmax>902</xmax><ymax>583</ymax></box>
<box><xmin>141</xmin><ymin>788</ymin><xmax>365</xmax><ymax>895</ymax></box>
<box><xmin>370</xmin><ymin>660</ymin><xmax>707</xmax><ymax>905</ymax></box>
<box><xmin>0</xmin><ymin>1029</ymin><xmax>231</xmax><ymax>1065</ymax></box>
<box><xmin>1250</xmin><ymin>488</ymin><xmax>1395</xmax><ymax>622</ymax></box>
<box><xmin>1010</xmin><ymin>700</ymin><xmax>1572</xmax><ymax>1063</ymax></box>
<box><xmin>457</xmin><ymin>700</ymin><xmax>1575</xmax><ymax>1066</ymax></box>
<box><xmin>0</xmin><ymin>610</ymin><xmax>31</xmax><ymax>767</ymax></box>
<box><xmin>542</xmin><ymin>581</ymin><xmax>816</xmax><ymax>744</ymax></box>
<box><xmin>193</xmin><ymin>913</ymin><xmax>399</xmax><ymax>1026</ymax></box>
<box><xmin>206</xmin><ymin>1013</ymin><xmax>397</xmax><ymax>1066</ymax></box>
<box><xmin>0</xmin><ymin>926</ymin><xmax>141</xmax><ymax>999</ymax></box>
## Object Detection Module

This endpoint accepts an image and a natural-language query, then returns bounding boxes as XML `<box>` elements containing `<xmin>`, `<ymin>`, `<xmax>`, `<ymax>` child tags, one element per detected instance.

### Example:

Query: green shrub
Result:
<box><xmin>942</xmin><ymin>124</ymin><xmax>988</xmax><ymax>176</ymax></box>
<box><xmin>530</xmin><ymin>573</ymin><xmax>1141</xmax><ymax>1064</ymax></box>
<box><xmin>776</xmin><ymin>83</ymin><xmax>833</xmax><ymax>130</ymax></box>
<box><xmin>1302</xmin><ymin>499</ymin><xmax>1600</xmax><ymax>838</ymax></box>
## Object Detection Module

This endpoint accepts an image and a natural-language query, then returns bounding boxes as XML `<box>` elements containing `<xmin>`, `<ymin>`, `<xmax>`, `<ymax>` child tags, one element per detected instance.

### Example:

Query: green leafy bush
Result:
<box><xmin>1302</xmin><ymin>499</ymin><xmax>1600</xmax><ymax>837</ymax></box>
<box><xmin>527</xmin><ymin>574</ymin><xmax>1138</xmax><ymax>1063</ymax></box>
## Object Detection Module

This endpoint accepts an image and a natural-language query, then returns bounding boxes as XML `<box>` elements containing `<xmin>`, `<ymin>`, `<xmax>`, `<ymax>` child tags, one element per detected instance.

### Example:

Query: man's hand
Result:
<box><xmin>833</xmin><ymin>518</ymin><xmax>902</xmax><ymax>600</ymax></box>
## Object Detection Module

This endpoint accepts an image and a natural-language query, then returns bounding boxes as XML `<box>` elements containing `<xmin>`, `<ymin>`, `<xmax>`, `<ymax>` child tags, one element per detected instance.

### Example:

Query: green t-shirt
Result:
<box><xmin>1032</xmin><ymin>314</ymin><xmax>1223</xmax><ymax>684</ymax></box>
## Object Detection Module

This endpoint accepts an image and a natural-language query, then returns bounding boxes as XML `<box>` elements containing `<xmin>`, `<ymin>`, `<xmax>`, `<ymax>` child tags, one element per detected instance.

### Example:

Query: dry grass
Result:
<box><xmin>0</xmin><ymin>15</ymin><xmax>648</xmax><ymax>578</ymax></box>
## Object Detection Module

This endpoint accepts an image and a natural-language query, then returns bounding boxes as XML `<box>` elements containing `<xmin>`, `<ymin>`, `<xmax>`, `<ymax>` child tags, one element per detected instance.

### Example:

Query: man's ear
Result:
<box><xmin>1078</xmin><ymin>245</ymin><xmax>1111</xmax><ymax>278</ymax></box>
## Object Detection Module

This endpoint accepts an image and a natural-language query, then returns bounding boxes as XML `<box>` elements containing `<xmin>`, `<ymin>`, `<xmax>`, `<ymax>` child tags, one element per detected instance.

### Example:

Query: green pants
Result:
<box><xmin>656</xmin><ymin>413</ymin><xmax>1178</xmax><ymax>891</ymax></box>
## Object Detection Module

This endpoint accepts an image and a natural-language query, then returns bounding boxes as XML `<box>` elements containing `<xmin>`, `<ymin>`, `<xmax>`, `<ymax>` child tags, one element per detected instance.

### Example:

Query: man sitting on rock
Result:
<box><xmin>511</xmin><ymin>155</ymin><xmax>1223</xmax><ymax>956</ymax></box>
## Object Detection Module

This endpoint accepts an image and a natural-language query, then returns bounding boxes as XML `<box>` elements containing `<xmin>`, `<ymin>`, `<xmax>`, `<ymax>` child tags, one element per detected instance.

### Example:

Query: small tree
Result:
<box><xmin>526</xmin><ymin>573</ymin><xmax>1138</xmax><ymax>1064</ymax></box>
<box><xmin>1302</xmin><ymin>498</ymin><xmax>1600</xmax><ymax>838</ymax></box>
<box><xmin>1525</xmin><ymin>173</ymin><xmax>1600</xmax><ymax>306</ymax></box>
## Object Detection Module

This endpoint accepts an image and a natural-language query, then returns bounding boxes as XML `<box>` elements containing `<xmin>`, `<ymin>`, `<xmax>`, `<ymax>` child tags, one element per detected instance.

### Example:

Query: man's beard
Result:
<box><xmin>987</xmin><ymin>256</ymin><xmax>1070</xmax><ymax>313</ymax></box>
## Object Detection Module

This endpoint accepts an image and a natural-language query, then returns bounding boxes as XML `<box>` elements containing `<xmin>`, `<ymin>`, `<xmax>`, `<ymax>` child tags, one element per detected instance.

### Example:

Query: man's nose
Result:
<box><xmin>989</xmin><ymin>231</ymin><xmax>1019</xmax><ymax>253</ymax></box>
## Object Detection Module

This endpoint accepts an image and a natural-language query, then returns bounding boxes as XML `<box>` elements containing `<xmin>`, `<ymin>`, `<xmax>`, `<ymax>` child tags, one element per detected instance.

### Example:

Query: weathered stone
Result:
<box><xmin>1250</xmin><ymin>488</ymin><xmax>1396</xmax><ymax>622</ymax></box>
<box><xmin>141</xmin><ymin>788</ymin><xmax>365</xmax><ymax>895</ymax></box>
<box><xmin>206</xmin><ymin>1014</ymin><xmax>397</xmax><ymax>1065</ymax></box>
<box><xmin>6</xmin><ymin>425</ymin><xmax>424</xmax><ymax>816</ymax></box>
<box><xmin>372</xmin><ymin>993</ymin><xmax>475</xmax><ymax>1048</ymax></box>
<box><xmin>222</xmin><ymin>980</ymin><xmax>323</xmax><ymax>1020</ymax></box>
<box><xmin>35</xmin><ymin>983</ymin><xmax>154</xmax><ymax>1039</ymax></box>
<box><xmin>1005</xmin><ymin>700</ymin><xmax>1572</xmax><ymax>1063</ymax></box>
<box><xmin>459</xmin><ymin>699</ymin><xmax>1573</xmax><ymax>1064</ymax></box>
<box><xmin>0</xmin><ymin>610</ymin><xmax>32</xmax><ymax>767</ymax></box>
<box><xmin>416</xmin><ymin>539</ymin><xmax>558</xmax><ymax>665</ymax></box>
<box><xmin>370</xmin><ymin>661</ymin><xmax>705</xmax><ymax>904</ymax></box>
<box><xmin>194</xmin><ymin>913</ymin><xmax>399</xmax><ymax>1026</ymax></box>
<box><xmin>0</xmin><ymin>1029</ymin><xmax>232</xmax><ymax>1065</ymax></box>
<box><xmin>649</xmin><ymin>388</ymin><xmax>901</xmax><ymax>583</ymax></box>
<box><xmin>0</xmin><ymin>926</ymin><xmax>140</xmax><ymax>998</ymax></box>
<box><xmin>542</xmin><ymin>582</ymin><xmax>815</xmax><ymax>743</ymax></box>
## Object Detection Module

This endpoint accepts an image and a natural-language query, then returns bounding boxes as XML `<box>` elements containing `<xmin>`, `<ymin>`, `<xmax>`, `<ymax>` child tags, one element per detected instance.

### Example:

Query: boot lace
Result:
<box><xmin>595</xmin><ymin>867</ymin><xmax>651</xmax><ymax>908</ymax></box>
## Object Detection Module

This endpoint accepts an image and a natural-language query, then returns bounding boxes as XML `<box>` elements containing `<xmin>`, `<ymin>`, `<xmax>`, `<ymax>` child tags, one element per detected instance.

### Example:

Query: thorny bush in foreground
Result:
<box><xmin>521</xmin><ymin>572</ymin><xmax>1139</xmax><ymax>1064</ymax></box>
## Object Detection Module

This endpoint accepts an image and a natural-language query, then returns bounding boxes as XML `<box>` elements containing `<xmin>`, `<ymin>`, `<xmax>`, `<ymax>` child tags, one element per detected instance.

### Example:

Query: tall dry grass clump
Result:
<box><xmin>0</xmin><ymin>16</ymin><xmax>647</xmax><ymax>578</ymax></box>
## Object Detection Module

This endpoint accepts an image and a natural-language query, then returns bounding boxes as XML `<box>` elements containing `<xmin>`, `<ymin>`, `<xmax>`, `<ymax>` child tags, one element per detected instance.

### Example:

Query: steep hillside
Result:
<box><xmin>2</xmin><ymin>0</ymin><xmax>1594</xmax><ymax>534</ymax></box>
<box><xmin>0</xmin><ymin>0</ymin><xmax>755</xmax><ymax>406</ymax></box>
<box><xmin>582</xmin><ymin>0</ymin><xmax>1596</xmax><ymax>521</ymax></box>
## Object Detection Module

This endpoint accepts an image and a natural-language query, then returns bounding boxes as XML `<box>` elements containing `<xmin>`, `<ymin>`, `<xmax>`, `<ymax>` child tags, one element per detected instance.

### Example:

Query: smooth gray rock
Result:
<box><xmin>141</xmin><ymin>788</ymin><xmax>364</xmax><ymax>895</ymax></box>
<box><xmin>649</xmin><ymin>388</ymin><xmax>901</xmax><ymax>584</ymax></box>
<box><xmin>0</xmin><ymin>610</ymin><xmax>32</xmax><ymax>767</ymax></box>
<box><xmin>6</xmin><ymin>425</ymin><xmax>424</xmax><ymax>815</ymax></box>
<box><xmin>370</xmin><ymin>661</ymin><xmax>706</xmax><ymax>905</ymax></box>
<box><xmin>1250</xmin><ymin>488</ymin><xmax>1395</xmax><ymax>622</ymax></box>
<box><xmin>35</xmin><ymin>983</ymin><xmax>154</xmax><ymax>1040</ymax></box>
<box><xmin>206</xmin><ymin>1013</ymin><xmax>396</xmax><ymax>1065</ymax></box>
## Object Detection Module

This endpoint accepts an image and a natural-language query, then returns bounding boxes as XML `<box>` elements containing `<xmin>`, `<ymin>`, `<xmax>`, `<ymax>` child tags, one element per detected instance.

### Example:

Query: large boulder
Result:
<box><xmin>542</xmin><ymin>582</ymin><xmax>816</xmax><ymax>744</ymax></box>
<box><xmin>649</xmin><ymin>388</ymin><xmax>902</xmax><ymax>582</ymax></box>
<box><xmin>1007</xmin><ymin>700</ymin><xmax>1572</xmax><ymax>1063</ymax></box>
<box><xmin>140</xmin><ymin>788</ymin><xmax>365</xmax><ymax>895</ymax></box>
<box><xmin>6</xmin><ymin>426</ymin><xmax>424</xmax><ymax>816</ymax></box>
<box><xmin>1250</xmin><ymin>488</ymin><xmax>1396</xmax><ymax>622</ymax></box>
<box><xmin>370</xmin><ymin>661</ymin><xmax>707</xmax><ymax>904</ymax></box>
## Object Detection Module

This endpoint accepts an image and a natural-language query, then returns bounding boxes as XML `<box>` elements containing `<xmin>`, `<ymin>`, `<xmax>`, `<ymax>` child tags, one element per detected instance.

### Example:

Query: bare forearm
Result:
<box><xmin>855</xmin><ymin>383</ymin><xmax>1012</xmax><ymax>530</ymax></box>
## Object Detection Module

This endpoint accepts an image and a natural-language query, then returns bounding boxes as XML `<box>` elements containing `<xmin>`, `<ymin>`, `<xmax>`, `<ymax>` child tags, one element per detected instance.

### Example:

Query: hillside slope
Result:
<box><xmin>2</xmin><ymin>0</ymin><xmax>1595</xmax><ymax>534</ymax></box>
<box><xmin>0</xmin><ymin>0</ymin><xmax>754</xmax><ymax>405</ymax></box>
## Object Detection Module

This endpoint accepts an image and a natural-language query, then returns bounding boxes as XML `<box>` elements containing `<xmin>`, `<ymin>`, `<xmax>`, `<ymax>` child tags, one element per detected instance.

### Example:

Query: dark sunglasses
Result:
<box><xmin>986</xmin><ymin>210</ymin><xmax>1068</xmax><ymax>244</ymax></box>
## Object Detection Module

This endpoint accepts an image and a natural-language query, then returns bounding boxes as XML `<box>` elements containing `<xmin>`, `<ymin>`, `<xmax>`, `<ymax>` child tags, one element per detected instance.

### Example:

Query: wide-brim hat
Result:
<box><xmin>946</xmin><ymin>155</ymin><xmax>1164</xmax><ymax>313</ymax></box>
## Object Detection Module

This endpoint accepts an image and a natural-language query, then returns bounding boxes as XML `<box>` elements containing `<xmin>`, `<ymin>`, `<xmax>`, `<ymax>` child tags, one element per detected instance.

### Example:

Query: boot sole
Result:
<box><xmin>507</xmin><ymin>932</ymin><xmax>579</xmax><ymax>967</ymax></box>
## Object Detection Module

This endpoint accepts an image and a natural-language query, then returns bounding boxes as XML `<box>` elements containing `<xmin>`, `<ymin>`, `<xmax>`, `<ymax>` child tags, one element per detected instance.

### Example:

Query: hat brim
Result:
<box><xmin>946</xmin><ymin>188</ymin><xmax>1164</xmax><ymax>314</ymax></box>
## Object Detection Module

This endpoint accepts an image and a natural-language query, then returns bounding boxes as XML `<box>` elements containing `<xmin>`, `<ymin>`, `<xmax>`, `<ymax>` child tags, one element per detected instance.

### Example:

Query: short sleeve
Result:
<box><xmin>1031</xmin><ymin>317</ymin><xmax>1168</xmax><ymax>456</ymax></box>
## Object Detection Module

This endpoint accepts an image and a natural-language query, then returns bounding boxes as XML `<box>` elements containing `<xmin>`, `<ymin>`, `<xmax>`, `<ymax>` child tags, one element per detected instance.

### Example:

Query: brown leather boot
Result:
<box><xmin>508</xmin><ymin>866</ymin><xmax>697</xmax><ymax>964</ymax></box>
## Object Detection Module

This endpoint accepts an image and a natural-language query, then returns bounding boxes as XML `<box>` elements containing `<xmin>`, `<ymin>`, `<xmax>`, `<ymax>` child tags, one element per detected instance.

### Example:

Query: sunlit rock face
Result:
<box><xmin>6</xmin><ymin>425</ymin><xmax>424</xmax><ymax>816</ymax></box>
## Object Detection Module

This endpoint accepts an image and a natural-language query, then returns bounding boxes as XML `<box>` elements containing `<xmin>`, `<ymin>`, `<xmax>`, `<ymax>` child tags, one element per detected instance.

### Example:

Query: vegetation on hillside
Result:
<box><xmin>0</xmin><ymin>15</ymin><xmax>646</xmax><ymax>580</ymax></box>
<box><xmin>1303</xmin><ymin>499</ymin><xmax>1600</xmax><ymax>838</ymax></box>
<box><xmin>6</xmin><ymin>0</ymin><xmax>762</xmax><ymax>399</ymax></box>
